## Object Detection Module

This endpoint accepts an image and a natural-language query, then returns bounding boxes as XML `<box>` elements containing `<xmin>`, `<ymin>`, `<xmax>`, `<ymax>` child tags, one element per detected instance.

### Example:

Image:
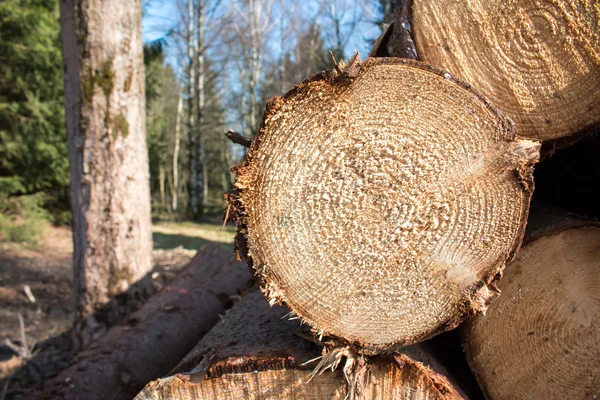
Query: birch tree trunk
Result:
<box><xmin>171</xmin><ymin>80</ymin><xmax>184</xmax><ymax>212</ymax></box>
<box><xmin>186</xmin><ymin>0</ymin><xmax>198</xmax><ymax>217</ymax></box>
<box><xmin>59</xmin><ymin>0</ymin><xmax>153</xmax><ymax>349</ymax></box>
<box><xmin>196</xmin><ymin>0</ymin><xmax>207</xmax><ymax>215</ymax></box>
<box><xmin>159</xmin><ymin>164</ymin><xmax>166</xmax><ymax>210</ymax></box>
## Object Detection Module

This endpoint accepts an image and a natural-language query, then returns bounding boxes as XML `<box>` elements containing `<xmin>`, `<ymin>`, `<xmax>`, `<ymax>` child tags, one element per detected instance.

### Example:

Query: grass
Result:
<box><xmin>0</xmin><ymin>193</ymin><xmax>49</xmax><ymax>245</ymax></box>
<box><xmin>152</xmin><ymin>221</ymin><xmax>235</xmax><ymax>251</ymax></box>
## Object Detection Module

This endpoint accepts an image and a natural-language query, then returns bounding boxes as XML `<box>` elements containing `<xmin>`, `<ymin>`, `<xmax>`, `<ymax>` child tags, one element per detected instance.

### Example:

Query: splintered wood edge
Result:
<box><xmin>136</xmin><ymin>354</ymin><xmax>465</xmax><ymax>400</ymax></box>
<box><xmin>228</xmin><ymin>56</ymin><xmax>537</xmax><ymax>354</ymax></box>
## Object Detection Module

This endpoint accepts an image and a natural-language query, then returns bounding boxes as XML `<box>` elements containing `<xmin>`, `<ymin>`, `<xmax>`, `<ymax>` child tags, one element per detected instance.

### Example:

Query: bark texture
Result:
<box><xmin>463</xmin><ymin>209</ymin><xmax>600</xmax><ymax>400</ymax></box>
<box><xmin>228</xmin><ymin>56</ymin><xmax>540</xmax><ymax>353</ymax></box>
<box><xmin>369</xmin><ymin>1</ymin><xmax>418</xmax><ymax>59</ymax></box>
<box><xmin>28</xmin><ymin>244</ymin><xmax>253</xmax><ymax>400</ymax></box>
<box><xmin>59</xmin><ymin>0</ymin><xmax>153</xmax><ymax>348</ymax></box>
<box><xmin>410</xmin><ymin>0</ymin><xmax>600</xmax><ymax>143</ymax></box>
<box><xmin>136</xmin><ymin>291</ymin><xmax>466</xmax><ymax>400</ymax></box>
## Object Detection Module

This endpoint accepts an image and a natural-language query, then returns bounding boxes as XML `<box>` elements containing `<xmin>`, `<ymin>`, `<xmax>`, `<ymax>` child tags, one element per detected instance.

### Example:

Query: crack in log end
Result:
<box><xmin>205</xmin><ymin>356</ymin><xmax>297</xmax><ymax>380</ymax></box>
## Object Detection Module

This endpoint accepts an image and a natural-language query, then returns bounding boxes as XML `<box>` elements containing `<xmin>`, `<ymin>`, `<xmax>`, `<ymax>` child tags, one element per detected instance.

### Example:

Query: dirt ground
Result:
<box><xmin>0</xmin><ymin>223</ymin><xmax>234</xmax><ymax>398</ymax></box>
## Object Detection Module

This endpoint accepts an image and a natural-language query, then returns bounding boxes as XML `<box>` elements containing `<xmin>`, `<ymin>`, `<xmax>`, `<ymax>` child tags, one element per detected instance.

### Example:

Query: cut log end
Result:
<box><xmin>465</xmin><ymin>218</ymin><xmax>600</xmax><ymax>400</ymax></box>
<box><xmin>137</xmin><ymin>356</ymin><xmax>464</xmax><ymax>400</ymax></box>
<box><xmin>229</xmin><ymin>57</ymin><xmax>539</xmax><ymax>353</ymax></box>
<box><xmin>412</xmin><ymin>0</ymin><xmax>600</xmax><ymax>142</ymax></box>
<box><xmin>136</xmin><ymin>291</ymin><xmax>466</xmax><ymax>400</ymax></box>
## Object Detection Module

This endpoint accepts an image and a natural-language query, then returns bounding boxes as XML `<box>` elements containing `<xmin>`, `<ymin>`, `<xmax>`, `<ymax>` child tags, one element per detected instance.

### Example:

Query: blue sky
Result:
<box><xmin>142</xmin><ymin>0</ymin><xmax>382</xmax><ymax>72</ymax></box>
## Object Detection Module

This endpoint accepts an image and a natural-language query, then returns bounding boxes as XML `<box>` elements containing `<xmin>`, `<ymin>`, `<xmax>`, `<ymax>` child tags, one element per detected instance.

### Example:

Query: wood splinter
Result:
<box><xmin>225</xmin><ymin>130</ymin><xmax>252</xmax><ymax>148</ymax></box>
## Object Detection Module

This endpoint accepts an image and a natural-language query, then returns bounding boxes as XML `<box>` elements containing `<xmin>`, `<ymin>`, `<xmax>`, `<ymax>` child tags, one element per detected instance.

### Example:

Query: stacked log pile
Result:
<box><xmin>36</xmin><ymin>0</ymin><xmax>599</xmax><ymax>399</ymax></box>
<box><xmin>138</xmin><ymin>1</ymin><xmax>598</xmax><ymax>398</ymax></box>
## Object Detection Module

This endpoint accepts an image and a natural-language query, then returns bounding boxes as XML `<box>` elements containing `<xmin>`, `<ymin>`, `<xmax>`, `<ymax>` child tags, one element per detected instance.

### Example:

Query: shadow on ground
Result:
<box><xmin>152</xmin><ymin>232</ymin><xmax>210</xmax><ymax>251</ymax></box>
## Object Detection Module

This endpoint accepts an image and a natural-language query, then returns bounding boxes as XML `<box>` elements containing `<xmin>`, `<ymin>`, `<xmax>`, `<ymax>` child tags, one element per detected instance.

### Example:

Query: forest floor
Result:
<box><xmin>0</xmin><ymin>221</ymin><xmax>235</xmax><ymax>398</ymax></box>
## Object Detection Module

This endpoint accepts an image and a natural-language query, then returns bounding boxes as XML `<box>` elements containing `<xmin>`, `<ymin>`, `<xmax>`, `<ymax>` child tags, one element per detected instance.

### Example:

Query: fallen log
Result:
<box><xmin>463</xmin><ymin>207</ymin><xmax>600</xmax><ymax>399</ymax></box>
<box><xmin>29</xmin><ymin>243</ymin><xmax>252</xmax><ymax>400</ymax></box>
<box><xmin>137</xmin><ymin>290</ymin><xmax>467</xmax><ymax>400</ymax></box>
<box><xmin>228</xmin><ymin>56</ymin><xmax>540</xmax><ymax>354</ymax></box>
<box><xmin>408</xmin><ymin>0</ymin><xmax>600</xmax><ymax>144</ymax></box>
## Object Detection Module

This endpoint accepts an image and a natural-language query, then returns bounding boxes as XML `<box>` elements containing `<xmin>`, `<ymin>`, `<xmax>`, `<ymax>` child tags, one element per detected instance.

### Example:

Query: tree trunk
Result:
<box><xmin>187</xmin><ymin>0</ymin><xmax>198</xmax><ymax>218</ymax></box>
<box><xmin>29</xmin><ymin>244</ymin><xmax>253</xmax><ymax>400</ymax></box>
<box><xmin>463</xmin><ymin>206</ymin><xmax>600</xmax><ymax>400</ymax></box>
<box><xmin>159</xmin><ymin>163</ymin><xmax>166</xmax><ymax>210</ymax></box>
<box><xmin>59</xmin><ymin>0</ymin><xmax>153</xmax><ymax>349</ymax></box>
<box><xmin>172</xmin><ymin>80</ymin><xmax>184</xmax><ymax>212</ymax></box>
<box><xmin>196</xmin><ymin>0</ymin><xmax>207</xmax><ymax>215</ymax></box>
<box><xmin>407</xmin><ymin>0</ymin><xmax>600</xmax><ymax>144</ymax></box>
<box><xmin>136</xmin><ymin>291</ymin><xmax>466</xmax><ymax>400</ymax></box>
<box><xmin>228</xmin><ymin>57</ymin><xmax>540</xmax><ymax>354</ymax></box>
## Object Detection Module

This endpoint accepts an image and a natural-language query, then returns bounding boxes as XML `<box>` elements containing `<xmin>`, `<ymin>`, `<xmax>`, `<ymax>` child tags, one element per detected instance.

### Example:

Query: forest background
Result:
<box><xmin>0</xmin><ymin>0</ymin><xmax>394</xmax><ymax>241</ymax></box>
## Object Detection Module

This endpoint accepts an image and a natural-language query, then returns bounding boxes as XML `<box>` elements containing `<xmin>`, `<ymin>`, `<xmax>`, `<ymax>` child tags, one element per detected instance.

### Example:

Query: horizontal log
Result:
<box><xmin>137</xmin><ymin>290</ymin><xmax>468</xmax><ymax>400</ymax></box>
<box><xmin>463</xmin><ymin>208</ymin><xmax>600</xmax><ymax>399</ymax></box>
<box><xmin>410</xmin><ymin>0</ymin><xmax>600</xmax><ymax>143</ymax></box>
<box><xmin>29</xmin><ymin>243</ymin><xmax>252</xmax><ymax>400</ymax></box>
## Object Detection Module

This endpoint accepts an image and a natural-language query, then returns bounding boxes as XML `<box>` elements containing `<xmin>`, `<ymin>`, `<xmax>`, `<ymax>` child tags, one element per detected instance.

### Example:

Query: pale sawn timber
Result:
<box><xmin>228</xmin><ymin>56</ymin><xmax>540</xmax><ymax>353</ymax></box>
<box><xmin>27</xmin><ymin>244</ymin><xmax>252</xmax><ymax>400</ymax></box>
<box><xmin>410</xmin><ymin>0</ymin><xmax>600</xmax><ymax>144</ymax></box>
<box><xmin>136</xmin><ymin>290</ymin><xmax>466</xmax><ymax>400</ymax></box>
<box><xmin>464</xmin><ymin>208</ymin><xmax>600</xmax><ymax>399</ymax></box>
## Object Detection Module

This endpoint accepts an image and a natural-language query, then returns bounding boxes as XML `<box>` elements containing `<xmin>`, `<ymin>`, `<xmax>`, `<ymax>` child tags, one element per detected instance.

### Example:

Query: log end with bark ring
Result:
<box><xmin>229</xmin><ymin>56</ymin><xmax>540</xmax><ymax>354</ymax></box>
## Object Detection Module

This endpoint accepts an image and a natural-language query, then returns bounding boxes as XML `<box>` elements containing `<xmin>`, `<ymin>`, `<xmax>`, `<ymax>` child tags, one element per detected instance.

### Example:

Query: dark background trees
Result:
<box><xmin>0</xmin><ymin>0</ymin><xmax>69</xmax><ymax>201</ymax></box>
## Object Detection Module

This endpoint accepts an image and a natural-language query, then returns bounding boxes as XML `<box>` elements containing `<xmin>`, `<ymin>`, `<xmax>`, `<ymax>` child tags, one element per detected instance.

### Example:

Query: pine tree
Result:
<box><xmin>0</xmin><ymin>0</ymin><xmax>69</xmax><ymax>201</ymax></box>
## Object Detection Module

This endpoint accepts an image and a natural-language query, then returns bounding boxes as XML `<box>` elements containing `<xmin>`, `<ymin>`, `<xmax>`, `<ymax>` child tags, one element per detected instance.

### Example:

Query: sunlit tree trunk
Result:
<box><xmin>59</xmin><ymin>0</ymin><xmax>153</xmax><ymax>349</ymax></box>
<box><xmin>187</xmin><ymin>0</ymin><xmax>198</xmax><ymax>218</ymax></box>
<box><xmin>196</xmin><ymin>0</ymin><xmax>207</xmax><ymax>214</ymax></box>
<box><xmin>159</xmin><ymin>163</ymin><xmax>166</xmax><ymax>210</ymax></box>
<box><xmin>171</xmin><ymin>80</ymin><xmax>184</xmax><ymax>212</ymax></box>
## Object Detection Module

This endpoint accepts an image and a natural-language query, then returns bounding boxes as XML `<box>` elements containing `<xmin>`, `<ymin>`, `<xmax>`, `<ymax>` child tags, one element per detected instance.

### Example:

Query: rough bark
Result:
<box><xmin>369</xmin><ymin>1</ymin><xmax>417</xmax><ymax>59</ymax></box>
<box><xmin>463</xmin><ymin>208</ymin><xmax>600</xmax><ymax>400</ymax></box>
<box><xmin>136</xmin><ymin>291</ymin><xmax>466</xmax><ymax>400</ymax></box>
<box><xmin>59</xmin><ymin>0</ymin><xmax>153</xmax><ymax>349</ymax></box>
<box><xmin>228</xmin><ymin>56</ymin><xmax>540</xmax><ymax>354</ymax></box>
<box><xmin>28</xmin><ymin>244</ymin><xmax>253</xmax><ymax>400</ymax></box>
<box><xmin>408</xmin><ymin>0</ymin><xmax>600</xmax><ymax>143</ymax></box>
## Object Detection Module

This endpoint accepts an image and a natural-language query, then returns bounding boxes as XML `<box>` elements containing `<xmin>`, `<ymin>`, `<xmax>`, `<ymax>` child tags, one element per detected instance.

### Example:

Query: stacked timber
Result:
<box><xmin>463</xmin><ymin>207</ymin><xmax>600</xmax><ymax>399</ymax></box>
<box><xmin>137</xmin><ymin>291</ymin><xmax>467</xmax><ymax>400</ymax></box>
<box><xmin>45</xmin><ymin>0</ymin><xmax>598</xmax><ymax>398</ymax></box>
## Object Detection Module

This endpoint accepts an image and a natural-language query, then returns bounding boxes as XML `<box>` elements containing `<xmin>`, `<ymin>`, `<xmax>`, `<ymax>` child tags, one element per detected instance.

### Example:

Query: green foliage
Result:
<box><xmin>144</xmin><ymin>43</ymin><xmax>178</xmax><ymax>204</ymax></box>
<box><xmin>0</xmin><ymin>193</ymin><xmax>50</xmax><ymax>245</ymax></box>
<box><xmin>0</xmin><ymin>0</ymin><xmax>69</xmax><ymax>199</ymax></box>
